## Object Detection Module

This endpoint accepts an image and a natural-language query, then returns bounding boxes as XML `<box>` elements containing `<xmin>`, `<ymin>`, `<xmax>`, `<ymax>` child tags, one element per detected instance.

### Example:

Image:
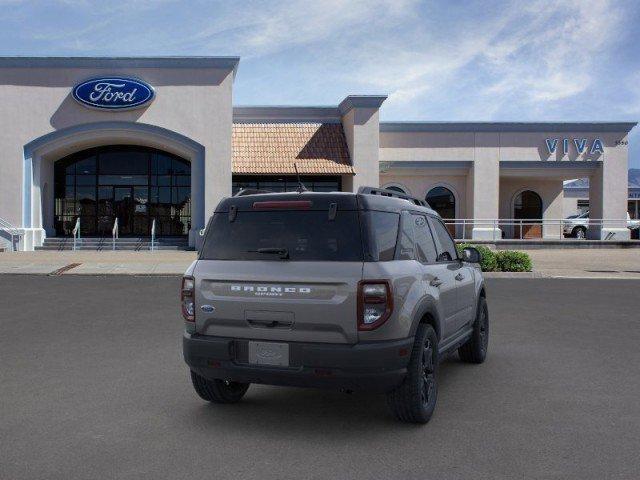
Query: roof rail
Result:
<box><xmin>233</xmin><ymin>188</ymin><xmax>273</xmax><ymax>197</ymax></box>
<box><xmin>358</xmin><ymin>186</ymin><xmax>429</xmax><ymax>207</ymax></box>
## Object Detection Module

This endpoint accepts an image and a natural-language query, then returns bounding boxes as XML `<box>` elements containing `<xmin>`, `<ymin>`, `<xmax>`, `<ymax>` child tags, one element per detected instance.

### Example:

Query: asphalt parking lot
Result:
<box><xmin>1</xmin><ymin>276</ymin><xmax>640</xmax><ymax>480</ymax></box>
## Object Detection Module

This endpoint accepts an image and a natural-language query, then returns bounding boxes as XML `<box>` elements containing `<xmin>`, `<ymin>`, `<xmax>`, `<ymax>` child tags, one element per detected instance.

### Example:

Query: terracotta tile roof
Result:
<box><xmin>232</xmin><ymin>123</ymin><xmax>354</xmax><ymax>175</ymax></box>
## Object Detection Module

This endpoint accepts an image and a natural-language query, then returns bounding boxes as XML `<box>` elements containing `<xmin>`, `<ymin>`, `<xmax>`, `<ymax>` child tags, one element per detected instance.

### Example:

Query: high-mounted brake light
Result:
<box><xmin>252</xmin><ymin>200</ymin><xmax>312</xmax><ymax>210</ymax></box>
<box><xmin>357</xmin><ymin>280</ymin><xmax>393</xmax><ymax>331</ymax></box>
<box><xmin>181</xmin><ymin>276</ymin><xmax>195</xmax><ymax>322</ymax></box>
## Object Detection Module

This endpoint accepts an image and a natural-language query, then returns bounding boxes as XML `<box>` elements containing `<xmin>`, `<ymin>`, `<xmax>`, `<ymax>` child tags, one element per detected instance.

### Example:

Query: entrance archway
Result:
<box><xmin>513</xmin><ymin>190</ymin><xmax>543</xmax><ymax>238</ymax></box>
<box><xmin>54</xmin><ymin>146</ymin><xmax>191</xmax><ymax>237</ymax></box>
<box><xmin>426</xmin><ymin>186</ymin><xmax>456</xmax><ymax>237</ymax></box>
<box><xmin>22</xmin><ymin>121</ymin><xmax>205</xmax><ymax>249</ymax></box>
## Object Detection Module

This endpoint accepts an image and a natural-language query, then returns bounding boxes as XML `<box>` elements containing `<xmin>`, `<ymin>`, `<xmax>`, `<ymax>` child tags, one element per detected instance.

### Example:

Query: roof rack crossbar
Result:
<box><xmin>357</xmin><ymin>186</ymin><xmax>429</xmax><ymax>207</ymax></box>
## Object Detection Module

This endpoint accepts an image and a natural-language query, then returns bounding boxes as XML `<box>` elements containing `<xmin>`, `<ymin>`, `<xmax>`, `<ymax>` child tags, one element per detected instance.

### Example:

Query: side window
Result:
<box><xmin>412</xmin><ymin>214</ymin><xmax>438</xmax><ymax>264</ymax></box>
<box><xmin>396</xmin><ymin>211</ymin><xmax>416</xmax><ymax>260</ymax></box>
<box><xmin>369</xmin><ymin>211</ymin><xmax>399</xmax><ymax>261</ymax></box>
<box><xmin>429</xmin><ymin>216</ymin><xmax>458</xmax><ymax>262</ymax></box>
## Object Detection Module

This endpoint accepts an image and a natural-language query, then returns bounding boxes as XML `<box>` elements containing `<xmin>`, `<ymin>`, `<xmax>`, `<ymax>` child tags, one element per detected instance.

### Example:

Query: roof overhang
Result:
<box><xmin>380</xmin><ymin>160</ymin><xmax>472</xmax><ymax>175</ymax></box>
<box><xmin>338</xmin><ymin>95</ymin><xmax>387</xmax><ymax>115</ymax></box>
<box><xmin>233</xmin><ymin>106</ymin><xmax>341</xmax><ymax>123</ymax></box>
<box><xmin>500</xmin><ymin>161</ymin><xmax>599</xmax><ymax>179</ymax></box>
<box><xmin>0</xmin><ymin>56</ymin><xmax>241</xmax><ymax>78</ymax></box>
<box><xmin>380</xmin><ymin>122</ymin><xmax>638</xmax><ymax>133</ymax></box>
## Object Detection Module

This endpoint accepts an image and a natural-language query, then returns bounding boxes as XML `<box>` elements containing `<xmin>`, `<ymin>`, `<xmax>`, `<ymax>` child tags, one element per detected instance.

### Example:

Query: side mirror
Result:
<box><xmin>461</xmin><ymin>247</ymin><xmax>482</xmax><ymax>264</ymax></box>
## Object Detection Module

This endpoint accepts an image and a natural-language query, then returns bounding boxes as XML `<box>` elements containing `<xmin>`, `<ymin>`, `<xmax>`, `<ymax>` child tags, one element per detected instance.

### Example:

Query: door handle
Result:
<box><xmin>455</xmin><ymin>273</ymin><xmax>465</xmax><ymax>281</ymax></box>
<box><xmin>430</xmin><ymin>277</ymin><xmax>443</xmax><ymax>287</ymax></box>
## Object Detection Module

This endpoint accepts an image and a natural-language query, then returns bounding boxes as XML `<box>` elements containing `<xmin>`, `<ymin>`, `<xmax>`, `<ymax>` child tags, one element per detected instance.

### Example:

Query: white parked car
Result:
<box><xmin>563</xmin><ymin>211</ymin><xmax>589</xmax><ymax>239</ymax></box>
<box><xmin>563</xmin><ymin>211</ymin><xmax>639</xmax><ymax>239</ymax></box>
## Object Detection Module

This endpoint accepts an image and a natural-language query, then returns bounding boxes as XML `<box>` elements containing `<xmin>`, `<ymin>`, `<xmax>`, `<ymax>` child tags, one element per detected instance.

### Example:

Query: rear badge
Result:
<box><xmin>230</xmin><ymin>285</ymin><xmax>311</xmax><ymax>297</ymax></box>
<box><xmin>200</xmin><ymin>305</ymin><xmax>215</xmax><ymax>313</ymax></box>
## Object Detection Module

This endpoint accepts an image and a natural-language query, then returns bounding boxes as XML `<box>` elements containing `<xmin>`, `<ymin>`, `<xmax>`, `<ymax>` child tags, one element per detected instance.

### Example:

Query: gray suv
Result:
<box><xmin>182</xmin><ymin>187</ymin><xmax>488</xmax><ymax>423</ymax></box>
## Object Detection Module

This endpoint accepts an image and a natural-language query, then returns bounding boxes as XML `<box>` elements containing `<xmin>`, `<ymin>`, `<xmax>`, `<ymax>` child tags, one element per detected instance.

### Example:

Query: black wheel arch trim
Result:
<box><xmin>409</xmin><ymin>297</ymin><xmax>442</xmax><ymax>340</ymax></box>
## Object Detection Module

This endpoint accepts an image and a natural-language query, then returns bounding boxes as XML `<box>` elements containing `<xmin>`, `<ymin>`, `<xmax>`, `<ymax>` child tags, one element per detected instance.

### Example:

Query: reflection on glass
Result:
<box><xmin>426</xmin><ymin>186</ymin><xmax>455</xmax><ymax>219</ymax></box>
<box><xmin>54</xmin><ymin>146</ymin><xmax>191</xmax><ymax>237</ymax></box>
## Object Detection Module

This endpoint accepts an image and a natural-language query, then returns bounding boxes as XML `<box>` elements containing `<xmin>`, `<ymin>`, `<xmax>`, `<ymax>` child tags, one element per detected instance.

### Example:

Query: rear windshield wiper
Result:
<box><xmin>248</xmin><ymin>247</ymin><xmax>290</xmax><ymax>259</ymax></box>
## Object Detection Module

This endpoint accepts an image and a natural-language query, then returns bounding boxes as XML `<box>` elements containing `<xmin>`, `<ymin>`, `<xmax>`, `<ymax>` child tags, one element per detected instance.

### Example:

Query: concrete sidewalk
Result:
<box><xmin>519</xmin><ymin>249</ymin><xmax>640</xmax><ymax>279</ymax></box>
<box><xmin>0</xmin><ymin>251</ymin><xmax>196</xmax><ymax>275</ymax></box>
<box><xmin>0</xmin><ymin>248</ymin><xmax>639</xmax><ymax>278</ymax></box>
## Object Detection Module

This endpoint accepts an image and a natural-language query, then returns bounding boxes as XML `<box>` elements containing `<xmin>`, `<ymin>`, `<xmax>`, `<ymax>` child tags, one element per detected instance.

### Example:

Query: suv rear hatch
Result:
<box><xmin>194</xmin><ymin>194</ymin><xmax>363</xmax><ymax>344</ymax></box>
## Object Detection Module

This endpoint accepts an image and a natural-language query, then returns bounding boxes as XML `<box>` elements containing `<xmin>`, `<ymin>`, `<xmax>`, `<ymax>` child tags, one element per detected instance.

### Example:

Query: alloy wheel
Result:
<box><xmin>421</xmin><ymin>339</ymin><xmax>436</xmax><ymax>406</ymax></box>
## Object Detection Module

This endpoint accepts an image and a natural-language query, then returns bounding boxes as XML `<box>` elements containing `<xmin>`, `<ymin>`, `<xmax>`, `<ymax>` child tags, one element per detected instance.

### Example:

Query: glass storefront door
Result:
<box><xmin>54</xmin><ymin>146</ymin><xmax>191</xmax><ymax>237</ymax></box>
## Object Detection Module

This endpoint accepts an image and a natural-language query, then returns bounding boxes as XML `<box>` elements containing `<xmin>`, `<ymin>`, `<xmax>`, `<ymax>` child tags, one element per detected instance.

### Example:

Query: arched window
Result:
<box><xmin>513</xmin><ymin>190</ymin><xmax>543</xmax><ymax>238</ymax></box>
<box><xmin>426</xmin><ymin>186</ymin><xmax>455</xmax><ymax>219</ymax></box>
<box><xmin>53</xmin><ymin>145</ymin><xmax>191</xmax><ymax>237</ymax></box>
<box><xmin>384</xmin><ymin>185</ymin><xmax>406</xmax><ymax>194</ymax></box>
<box><xmin>514</xmin><ymin>190</ymin><xmax>542</xmax><ymax>220</ymax></box>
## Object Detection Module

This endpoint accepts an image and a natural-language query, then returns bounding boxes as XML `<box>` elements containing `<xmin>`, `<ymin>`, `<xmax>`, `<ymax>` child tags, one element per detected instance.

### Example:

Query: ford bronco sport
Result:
<box><xmin>182</xmin><ymin>187</ymin><xmax>488</xmax><ymax>423</ymax></box>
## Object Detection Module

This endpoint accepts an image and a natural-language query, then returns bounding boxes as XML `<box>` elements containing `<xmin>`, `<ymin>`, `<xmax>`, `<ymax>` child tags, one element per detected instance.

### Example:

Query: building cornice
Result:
<box><xmin>338</xmin><ymin>95</ymin><xmax>387</xmax><ymax>115</ymax></box>
<box><xmin>0</xmin><ymin>56</ymin><xmax>240</xmax><ymax>76</ymax></box>
<box><xmin>233</xmin><ymin>106</ymin><xmax>342</xmax><ymax>123</ymax></box>
<box><xmin>380</xmin><ymin>121</ymin><xmax>638</xmax><ymax>133</ymax></box>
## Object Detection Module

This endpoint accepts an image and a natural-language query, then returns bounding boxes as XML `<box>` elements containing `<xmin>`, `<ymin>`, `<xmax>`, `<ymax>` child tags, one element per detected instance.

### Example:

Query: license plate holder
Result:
<box><xmin>248</xmin><ymin>341</ymin><xmax>290</xmax><ymax>367</ymax></box>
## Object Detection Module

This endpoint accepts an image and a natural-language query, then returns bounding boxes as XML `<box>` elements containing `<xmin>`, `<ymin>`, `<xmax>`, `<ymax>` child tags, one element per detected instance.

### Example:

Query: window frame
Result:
<box><xmin>403</xmin><ymin>211</ymin><xmax>439</xmax><ymax>265</ymax></box>
<box><xmin>363</xmin><ymin>210</ymin><xmax>400</xmax><ymax>262</ymax></box>
<box><xmin>427</xmin><ymin>215</ymin><xmax>460</xmax><ymax>263</ymax></box>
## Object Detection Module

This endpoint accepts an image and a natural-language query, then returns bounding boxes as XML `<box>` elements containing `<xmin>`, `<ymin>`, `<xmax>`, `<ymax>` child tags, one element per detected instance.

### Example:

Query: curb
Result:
<box><xmin>482</xmin><ymin>272</ymin><xmax>536</xmax><ymax>278</ymax></box>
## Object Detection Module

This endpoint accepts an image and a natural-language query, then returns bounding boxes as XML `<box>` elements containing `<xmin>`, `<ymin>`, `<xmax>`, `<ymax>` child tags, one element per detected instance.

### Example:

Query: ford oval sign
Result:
<box><xmin>72</xmin><ymin>77</ymin><xmax>155</xmax><ymax>110</ymax></box>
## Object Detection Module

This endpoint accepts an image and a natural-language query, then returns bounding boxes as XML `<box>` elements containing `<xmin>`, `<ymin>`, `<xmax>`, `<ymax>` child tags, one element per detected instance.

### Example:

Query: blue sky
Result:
<box><xmin>1</xmin><ymin>0</ymin><xmax>639</xmax><ymax>168</ymax></box>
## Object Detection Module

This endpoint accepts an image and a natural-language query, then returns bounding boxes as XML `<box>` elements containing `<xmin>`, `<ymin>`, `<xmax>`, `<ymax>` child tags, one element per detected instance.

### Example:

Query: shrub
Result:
<box><xmin>456</xmin><ymin>243</ymin><xmax>498</xmax><ymax>272</ymax></box>
<box><xmin>495</xmin><ymin>250</ymin><xmax>532</xmax><ymax>272</ymax></box>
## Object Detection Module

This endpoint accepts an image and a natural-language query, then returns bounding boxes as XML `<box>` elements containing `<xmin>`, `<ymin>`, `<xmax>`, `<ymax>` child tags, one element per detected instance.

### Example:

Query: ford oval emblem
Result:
<box><xmin>200</xmin><ymin>305</ymin><xmax>215</xmax><ymax>313</ymax></box>
<box><xmin>72</xmin><ymin>77</ymin><xmax>155</xmax><ymax>110</ymax></box>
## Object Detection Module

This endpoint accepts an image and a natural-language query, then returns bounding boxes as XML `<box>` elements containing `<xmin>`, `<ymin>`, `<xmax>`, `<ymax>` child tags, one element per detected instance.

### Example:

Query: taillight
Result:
<box><xmin>357</xmin><ymin>280</ymin><xmax>393</xmax><ymax>331</ymax></box>
<box><xmin>181</xmin><ymin>276</ymin><xmax>195</xmax><ymax>322</ymax></box>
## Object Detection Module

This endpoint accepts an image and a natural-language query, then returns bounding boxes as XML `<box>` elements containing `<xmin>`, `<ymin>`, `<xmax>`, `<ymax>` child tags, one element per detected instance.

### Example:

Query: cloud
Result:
<box><xmin>187</xmin><ymin>0</ymin><xmax>420</xmax><ymax>58</ymax></box>
<box><xmin>339</xmin><ymin>0</ymin><xmax>625</xmax><ymax>117</ymax></box>
<box><xmin>482</xmin><ymin>0</ymin><xmax>621</xmax><ymax>103</ymax></box>
<box><xmin>1</xmin><ymin>0</ymin><xmax>636</xmax><ymax>125</ymax></box>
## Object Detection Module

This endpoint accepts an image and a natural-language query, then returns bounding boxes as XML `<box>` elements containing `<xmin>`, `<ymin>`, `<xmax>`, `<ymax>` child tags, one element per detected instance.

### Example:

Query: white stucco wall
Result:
<box><xmin>499</xmin><ymin>178</ymin><xmax>564</xmax><ymax>238</ymax></box>
<box><xmin>380</xmin><ymin>174</ymin><xmax>468</xmax><ymax>218</ymax></box>
<box><xmin>380</xmin><ymin>125</ymin><xmax>634</xmax><ymax>240</ymax></box>
<box><xmin>341</xmin><ymin>97</ymin><xmax>386</xmax><ymax>191</ymax></box>
<box><xmin>0</xmin><ymin>58</ymin><xmax>236</xmax><ymax>249</ymax></box>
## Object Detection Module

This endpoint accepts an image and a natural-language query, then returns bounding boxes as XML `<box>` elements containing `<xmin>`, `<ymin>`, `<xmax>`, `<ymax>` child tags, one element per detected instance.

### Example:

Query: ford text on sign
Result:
<box><xmin>72</xmin><ymin>77</ymin><xmax>155</xmax><ymax>110</ymax></box>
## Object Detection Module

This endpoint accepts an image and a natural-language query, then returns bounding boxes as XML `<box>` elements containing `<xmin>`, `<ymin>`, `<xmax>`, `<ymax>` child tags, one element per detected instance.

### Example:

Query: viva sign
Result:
<box><xmin>72</xmin><ymin>77</ymin><xmax>155</xmax><ymax>110</ymax></box>
<box><xmin>545</xmin><ymin>137</ymin><xmax>604</xmax><ymax>156</ymax></box>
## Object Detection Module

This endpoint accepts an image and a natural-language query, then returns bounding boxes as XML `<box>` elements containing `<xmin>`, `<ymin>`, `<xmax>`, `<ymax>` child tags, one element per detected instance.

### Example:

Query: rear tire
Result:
<box><xmin>190</xmin><ymin>370</ymin><xmax>250</xmax><ymax>404</ymax></box>
<box><xmin>573</xmin><ymin>226</ymin><xmax>586</xmax><ymax>239</ymax></box>
<box><xmin>458</xmin><ymin>297</ymin><xmax>489</xmax><ymax>364</ymax></box>
<box><xmin>386</xmin><ymin>324</ymin><xmax>438</xmax><ymax>424</ymax></box>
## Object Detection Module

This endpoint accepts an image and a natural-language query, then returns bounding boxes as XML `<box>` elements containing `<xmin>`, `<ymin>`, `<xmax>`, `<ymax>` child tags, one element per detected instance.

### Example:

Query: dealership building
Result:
<box><xmin>0</xmin><ymin>56</ymin><xmax>636</xmax><ymax>250</ymax></box>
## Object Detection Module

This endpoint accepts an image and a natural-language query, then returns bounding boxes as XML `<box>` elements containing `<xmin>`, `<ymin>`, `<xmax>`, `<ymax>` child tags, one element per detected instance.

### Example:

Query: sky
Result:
<box><xmin>1</xmin><ymin>0</ymin><xmax>639</xmax><ymax>168</ymax></box>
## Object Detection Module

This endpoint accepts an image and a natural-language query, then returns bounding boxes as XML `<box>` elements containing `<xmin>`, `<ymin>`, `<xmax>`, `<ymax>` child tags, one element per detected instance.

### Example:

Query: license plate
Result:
<box><xmin>248</xmin><ymin>341</ymin><xmax>289</xmax><ymax>367</ymax></box>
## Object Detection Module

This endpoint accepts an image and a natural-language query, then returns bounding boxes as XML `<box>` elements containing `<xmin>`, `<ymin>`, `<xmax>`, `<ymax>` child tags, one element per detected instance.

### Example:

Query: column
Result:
<box><xmin>588</xmin><ymin>139</ymin><xmax>629</xmax><ymax>240</ymax></box>
<box><xmin>340</xmin><ymin>95</ymin><xmax>387</xmax><ymax>192</ymax></box>
<box><xmin>471</xmin><ymin>133</ymin><xmax>501</xmax><ymax>240</ymax></box>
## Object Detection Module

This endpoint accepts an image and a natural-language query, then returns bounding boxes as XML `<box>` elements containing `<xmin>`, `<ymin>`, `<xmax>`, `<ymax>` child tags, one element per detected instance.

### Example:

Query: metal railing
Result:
<box><xmin>0</xmin><ymin>217</ymin><xmax>23</xmax><ymax>252</ymax></box>
<box><xmin>150</xmin><ymin>218</ymin><xmax>156</xmax><ymax>252</ymax></box>
<box><xmin>72</xmin><ymin>218</ymin><xmax>81</xmax><ymax>251</ymax></box>
<box><xmin>441</xmin><ymin>218</ymin><xmax>636</xmax><ymax>241</ymax></box>
<box><xmin>112</xmin><ymin>218</ymin><xmax>119</xmax><ymax>251</ymax></box>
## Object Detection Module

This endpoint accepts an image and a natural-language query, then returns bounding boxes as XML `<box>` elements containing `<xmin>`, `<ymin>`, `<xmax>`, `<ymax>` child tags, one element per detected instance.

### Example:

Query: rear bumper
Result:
<box><xmin>183</xmin><ymin>333</ymin><xmax>413</xmax><ymax>393</ymax></box>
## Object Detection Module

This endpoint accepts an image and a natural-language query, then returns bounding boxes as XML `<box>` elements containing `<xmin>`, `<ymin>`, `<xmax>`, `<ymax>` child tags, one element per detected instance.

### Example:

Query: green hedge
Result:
<box><xmin>456</xmin><ymin>243</ymin><xmax>532</xmax><ymax>272</ymax></box>
<box><xmin>456</xmin><ymin>243</ymin><xmax>498</xmax><ymax>272</ymax></box>
<box><xmin>495</xmin><ymin>250</ymin><xmax>532</xmax><ymax>272</ymax></box>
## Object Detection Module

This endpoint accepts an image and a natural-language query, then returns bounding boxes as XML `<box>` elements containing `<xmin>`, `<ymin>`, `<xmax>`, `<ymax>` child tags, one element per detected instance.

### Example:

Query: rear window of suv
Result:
<box><xmin>200</xmin><ymin>210</ymin><xmax>364</xmax><ymax>261</ymax></box>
